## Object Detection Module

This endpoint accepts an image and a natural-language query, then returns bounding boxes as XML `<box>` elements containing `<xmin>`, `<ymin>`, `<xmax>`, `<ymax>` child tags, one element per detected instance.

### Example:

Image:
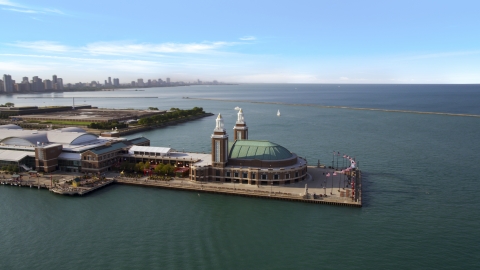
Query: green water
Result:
<box><xmin>1</xmin><ymin>85</ymin><xmax>479</xmax><ymax>269</ymax></box>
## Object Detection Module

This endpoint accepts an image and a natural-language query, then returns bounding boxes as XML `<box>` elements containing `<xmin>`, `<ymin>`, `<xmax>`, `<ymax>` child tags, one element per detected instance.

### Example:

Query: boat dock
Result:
<box><xmin>49</xmin><ymin>179</ymin><xmax>114</xmax><ymax>195</ymax></box>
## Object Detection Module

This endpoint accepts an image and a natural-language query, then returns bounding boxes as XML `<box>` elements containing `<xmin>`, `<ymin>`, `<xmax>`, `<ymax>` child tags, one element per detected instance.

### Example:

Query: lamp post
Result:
<box><xmin>233</xmin><ymin>178</ymin><xmax>236</xmax><ymax>190</ymax></box>
<box><xmin>330</xmin><ymin>172</ymin><xmax>334</xmax><ymax>195</ymax></box>
<box><xmin>326</xmin><ymin>173</ymin><xmax>331</xmax><ymax>195</ymax></box>
<box><xmin>270</xmin><ymin>182</ymin><xmax>273</xmax><ymax>196</ymax></box>
<box><xmin>332</xmin><ymin>151</ymin><xmax>334</xmax><ymax>169</ymax></box>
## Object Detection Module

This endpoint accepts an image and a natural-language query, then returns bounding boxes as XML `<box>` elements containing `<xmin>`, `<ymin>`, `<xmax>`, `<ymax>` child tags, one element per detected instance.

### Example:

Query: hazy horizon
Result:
<box><xmin>1</xmin><ymin>0</ymin><xmax>479</xmax><ymax>84</ymax></box>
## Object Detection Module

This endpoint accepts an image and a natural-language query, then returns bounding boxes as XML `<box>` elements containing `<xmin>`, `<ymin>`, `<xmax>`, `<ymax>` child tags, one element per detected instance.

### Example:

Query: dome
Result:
<box><xmin>228</xmin><ymin>140</ymin><xmax>293</xmax><ymax>161</ymax></box>
<box><xmin>0</xmin><ymin>124</ymin><xmax>22</xmax><ymax>130</ymax></box>
<box><xmin>59</xmin><ymin>127</ymin><xmax>86</xmax><ymax>133</ymax></box>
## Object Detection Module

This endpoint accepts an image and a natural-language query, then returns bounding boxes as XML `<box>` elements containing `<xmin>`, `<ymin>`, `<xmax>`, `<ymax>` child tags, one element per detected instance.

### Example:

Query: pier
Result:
<box><xmin>0</xmin><ymin>166</ymin><xmax>362</xmax><ymax>207</ymax></box>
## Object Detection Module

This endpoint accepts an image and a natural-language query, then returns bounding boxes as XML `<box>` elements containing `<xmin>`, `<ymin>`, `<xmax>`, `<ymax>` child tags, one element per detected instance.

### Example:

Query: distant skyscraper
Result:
<box><xmin>166</xmin><ymin>78</ymin><xmax>170</xmax><ymax>84</ymax></box>
<box><xmin>137</xmin><ymin>78</ymin><xmax>144</xmax><ymax>87</ymax></box>
<box><xmin>104</xmin><ymin>80</ymin><xmax>107</xmax><ymax>85</ymax></box>
<box><xmin>131</xmin><ymin>81</ymin><xmax>135</xmax><ymax>86</ymax></box>
<box><xmin>113</xmin><ymin>78</ymin><xmax>119</xmax><ymax>87</ymax></box>
<box><xmin>52</xmin><ymin>75</ymin><xmax>57</xmax><ymax>84</ymax></box>
<box><xmin>57</xmin><ymin>78</ymin><xmax>63</xmax><ymax>90</ymax></box>
<box><xmin>44</xmin><ymin>79</ymin><xmax>53</xmax><ymax>90</ymax></box>
<box><xmin>3</xmin><ymin>74</ymin><xmax>13</xmax><ymax>93</ymax></box>
<box><xmin>22</xmin><ymin>77</ymin><xmax>29</xmax><ymax>83</ymax></box>
<box><xmin>32</xmin><ymin>76</ymin><xmax>44</xmax><ymax>91</ymax></box>
<box><xmin>108</xmin><ymin>77</ymin><xmax>112</xmax><ymax>86</ymax></box>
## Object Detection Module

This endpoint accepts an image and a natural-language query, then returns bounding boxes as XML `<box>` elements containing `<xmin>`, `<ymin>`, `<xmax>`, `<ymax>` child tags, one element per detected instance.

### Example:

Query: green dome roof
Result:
<box><xmin>228</xmin><ymin>140</ymin><xmax>293</xmax><ymax>161</ymax></box>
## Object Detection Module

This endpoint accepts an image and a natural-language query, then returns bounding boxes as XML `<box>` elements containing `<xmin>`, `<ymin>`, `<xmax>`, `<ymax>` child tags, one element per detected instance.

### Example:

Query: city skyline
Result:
<box><xmin>1</xmin><ymin>0</ymin><xmax>480</xmax><ymax>83</ymax></box>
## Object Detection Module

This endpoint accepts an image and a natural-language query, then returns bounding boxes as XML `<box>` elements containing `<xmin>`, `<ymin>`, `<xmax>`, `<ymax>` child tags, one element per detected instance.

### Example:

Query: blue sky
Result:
<box><xmin>1</xmin><ymin>0</ymin><xmax>479</xmax><ymax>84</ymax></box>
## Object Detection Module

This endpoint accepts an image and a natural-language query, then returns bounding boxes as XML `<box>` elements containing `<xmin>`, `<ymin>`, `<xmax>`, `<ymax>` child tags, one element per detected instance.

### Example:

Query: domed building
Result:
<box><xmin>190</xmin><ymin>109</ymin><xmax>308</xmax><ymax>185</ymax></box>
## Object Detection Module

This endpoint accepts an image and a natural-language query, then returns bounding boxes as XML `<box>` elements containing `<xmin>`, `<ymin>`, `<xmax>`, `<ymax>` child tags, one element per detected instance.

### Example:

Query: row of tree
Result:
<box><xmin>118</xmin><ymin>161</ymin><xmax>176</xmax><ymax>175</ymax></box>
<box><xmin>0</xmin><ymin>102</ymin><xmax>14</xmax><ymax>107</ymax></box>
<box><xmin>138</xmin><ymin>107</ymin><xmax>205</xmax><ymax>126</ymax></box>
<box><xmin>88</xmin><ymin>121</ymin><xmax>128</xmax><ymax>130</ymax></box>
<box><xmin>1</xmin><ymin>165</ymin><xmax>19</xmax><ymax>173</ymax></box>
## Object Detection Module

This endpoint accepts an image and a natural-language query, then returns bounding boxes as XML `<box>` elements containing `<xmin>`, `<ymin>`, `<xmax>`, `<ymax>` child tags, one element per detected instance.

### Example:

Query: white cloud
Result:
<box><xmin>9</xmin><ymin>40</ymin><xmax>241</xmax><ymax>56</ymax></box>
<box><xmin>2</xmin><ymin>7</ymin><xmax>40</xmax><ymax>13</ymax></box>
<box><xmin>0</xmin><ymin>0</ymin><xmax>20</xmax><ymax>7</ymax></box>
<box><xmin>43</xmin><ymin>8</ymin><xmax>64</xmax><ymax>15</ymax></box>
<box><xmin>340</xmin><ymin>76</ymin><xmax>349</xmax><ymax>81</ymax></box>
<box><xmin>0</xmin><ymin>1</ymin><xmax>66</xmax><ymax>15</ymax></box>
<box><xmin>0</xmin><ymin>61</ymin><xmax>52</xmax><ymax>72</ymax></box>
<box><xmin>83</xmin><ymin>41</ymin><xmax>234</xmax><ymax>55</ymax></box>
<box><xmin>239</xmin><ymin>36</ymin><xmax>256</xmax><ymax>41</ymax></box>
<box><xmin>405</xmin><ymin>50</ymin><xmax>480</xmax><ymax>60</ymax></box>
<box><xmin>11</xmin><ymin>41</ymin><xmax>70</xmax><ymax>52</ymax></box>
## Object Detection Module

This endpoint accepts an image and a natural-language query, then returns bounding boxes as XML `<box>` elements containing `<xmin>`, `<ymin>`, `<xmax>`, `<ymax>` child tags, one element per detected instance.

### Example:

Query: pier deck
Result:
<box><xmin>1</xmin><ymin>166</ymin><xmax>362</xmax><ymax>207</ymax></box>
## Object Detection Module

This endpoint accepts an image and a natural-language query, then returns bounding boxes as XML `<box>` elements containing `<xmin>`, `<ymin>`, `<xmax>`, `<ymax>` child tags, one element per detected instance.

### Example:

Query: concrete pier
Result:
<box><xmin>1</xmin><ymin>166</ymin><xmax>362</xmax><ymax>207</ymax></box>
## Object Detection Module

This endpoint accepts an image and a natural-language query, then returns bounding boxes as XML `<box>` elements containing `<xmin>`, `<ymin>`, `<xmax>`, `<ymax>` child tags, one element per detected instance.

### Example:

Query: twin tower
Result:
<box><xmin>211</xmin><ymin>109</ymin><xmax>248</xmax><ymax>167</ymax></box>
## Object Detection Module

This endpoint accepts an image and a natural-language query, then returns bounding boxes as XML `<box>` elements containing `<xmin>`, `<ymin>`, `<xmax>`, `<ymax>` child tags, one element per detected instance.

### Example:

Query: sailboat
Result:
<box><xmin>277</xmin><ymin>110</ymin><xmax>281</xmax><ymax>116</ymax></box>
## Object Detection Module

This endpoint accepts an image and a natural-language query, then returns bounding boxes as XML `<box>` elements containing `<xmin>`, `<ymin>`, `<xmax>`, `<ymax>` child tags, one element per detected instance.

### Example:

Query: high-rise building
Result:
<box><xmin>52</xmin><ymin>75</ymin><xmax>57</xmax><ymax>84</ymax></box>
<box><xmin>137</xmin><ymin>79</ymin><xmax>144</xmax><ymax>87</ymax></box>
<box><xmin>108</xmin><ymin>77</ymin><xmax>112</xmax><ymax>85</ymax></box>
<box><xmin>57</xmin><ymin>78</ymin><xmax>63</xmax><ymax>90</ymax></box>
<box><xmin>32</xmin><ymin>76</ymin><xmax>44</xmax><ymax>91</ymax></box>
<box><xmin>166</xmin><ymin>78</ymin><xmax>170</xmax><ymax>84</ymax></box>
<box><xmin>22</xmin><ymin>77</ymin><xmax>29</xmax><ymax>83</ymax></box>
<box><xmin>2</xmin><ymin>74</ymin><xmax>13</xmax><ymax>93</ymax></box>
<box><xmin>113</xmin><ymin>78</ymin><xmax>119</xmax><ymax>87</ymax></box>
<box><xmin>104</xmin><ymin>80</ymin><xmax>107</xmax><ymax>86</ymax></box>
<box><xmin>131</xmin><ymin>81</ymin><xmax>135</xmax><ymax>86</ymax></box>
<box><xmin>44</xmin><ymin>79</ymin><xmax>53</xmax><ymax>90</ymax></box>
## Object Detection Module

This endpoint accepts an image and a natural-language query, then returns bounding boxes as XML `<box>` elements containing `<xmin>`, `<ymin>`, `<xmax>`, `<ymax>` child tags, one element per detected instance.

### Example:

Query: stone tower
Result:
<box><xmin>211</xmin><ymin>113</ymin><xmax>229</xmax><ymax>167</ymax></box>
<box><xmin>233</xmin><ymin>108</ymin><xmax>248</xmax><ymax>141</ymax></box>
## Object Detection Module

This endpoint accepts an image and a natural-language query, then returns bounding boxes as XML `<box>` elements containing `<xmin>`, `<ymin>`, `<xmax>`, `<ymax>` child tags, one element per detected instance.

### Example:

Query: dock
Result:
<box><xmin>50</xmin><ymin>179</ymin><xmax>114</xmax><ymax>195</ymax></box>
<box><xmin>1</xmin><ymin>166</ymin><xmax>362</xmax><ymax>207</ymax></box>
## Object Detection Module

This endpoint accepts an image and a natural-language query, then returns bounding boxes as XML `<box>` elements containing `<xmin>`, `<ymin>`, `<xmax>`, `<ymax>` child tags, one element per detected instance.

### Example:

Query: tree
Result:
<box><xmin>154</xmin><ymin>163</ymin><xmax>164</xmax><ymax>174</ymax></box>
<box><xmin>5</xmin><ymin>102</ymin><xmax>14</xmax><ymax>107</ymax></box>
<box><xmin>162</xmin><ymin>164</ymin><xmax>175</xmax><ymax>175</ymax></box>
<box><xmin>148</xmin><ymin>107</ymin><xmax>159</xmax><ymax>110</ymax></box>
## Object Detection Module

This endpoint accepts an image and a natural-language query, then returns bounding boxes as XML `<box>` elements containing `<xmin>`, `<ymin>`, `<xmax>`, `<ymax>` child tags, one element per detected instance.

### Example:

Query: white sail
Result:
<box><xmin>277</xmin><ymin>110</ymin><xmax>281</xmax><ymax>116</ymax></box>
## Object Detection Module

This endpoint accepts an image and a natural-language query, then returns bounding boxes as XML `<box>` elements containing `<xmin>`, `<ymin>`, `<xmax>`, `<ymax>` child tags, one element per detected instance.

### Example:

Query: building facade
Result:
<box><xmin>190</xmin><ymin>109</ymin><xmax>308</xmax><ymax>185</ymax></box>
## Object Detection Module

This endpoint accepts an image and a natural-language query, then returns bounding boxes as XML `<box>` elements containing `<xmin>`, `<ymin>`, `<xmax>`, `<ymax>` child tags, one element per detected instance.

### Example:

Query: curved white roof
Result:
<box><xmin>0</xmin><ymin>130</ymin><xmax>98</xmax><ymax>146</ymax></box>
<box><xmin>47</xmin><ymin>132</ymin><xmax>98</xmax><ymax>145</ymax></box>
<box><xmin>59</xmin><ymin>127</ymin><xmax>86</xmax><ymax>133</ymax></box>
<box><xmin>0</xmin><ymin>124</ymin><xmax>22</xmax><ymax>130</ymax></box>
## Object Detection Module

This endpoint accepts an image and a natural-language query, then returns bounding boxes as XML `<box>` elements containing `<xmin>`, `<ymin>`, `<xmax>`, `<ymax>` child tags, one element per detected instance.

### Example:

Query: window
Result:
<box><xmin>286</xmin><ymin>173</ymin><xmax>290</xmax><ymax>179</ymax></box>
<box><xmin>237</xmin><ymin>131</ymin><xmax>241</xmax><ymax>140</ymax></box>
<box><xmin>251</xmin><ymin>173</ymin><xmax>256</xmax><ymax>179</ymax></box>
<box><xmin>242</xmin><ymin>172</ymin><xmax>248</xmax><ymax>178</ymax></box>
<box><xmin>234</xmin><ymin>172</ymin><xmax>239</xmax><ymax>177</ymax></box>
<box><xmin>215</xmin><ymin>170</ymin><xmax>220</xmax><ymax>176</ymax></box>
<box><xmin>295</xmin><ymin>172</ymin><xmax>299</xmax><ymax>177</ymax></box>
<box><xmin>274</xmin><ymin>174</ymin><xmax>279</xmax><ymax>180</ymax></box>
<box><xmin>261</xmin><ymin>174</ymin><xmax>267</xmax><ymax>180</ymax></box>
<box><xmin>215</xmin><ymin>140</ymin><xmax>220</xmax><ymax>162</ymax></box>
<box><xmin>226</xmin><ymin>171</ymin><xmax>231</xmax><ymax>177</ymax></box>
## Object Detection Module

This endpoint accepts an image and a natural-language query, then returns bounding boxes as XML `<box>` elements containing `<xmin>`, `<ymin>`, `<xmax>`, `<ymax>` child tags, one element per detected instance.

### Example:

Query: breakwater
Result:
<box><xmin>112</xmin><ymin>113</ymin><xmax>214</xmax><ymax>136</ymax></box>
<box><xmin>186</xmin><ymin>97</ymin><xmax>480</xmax><ymax>118</ymax></box>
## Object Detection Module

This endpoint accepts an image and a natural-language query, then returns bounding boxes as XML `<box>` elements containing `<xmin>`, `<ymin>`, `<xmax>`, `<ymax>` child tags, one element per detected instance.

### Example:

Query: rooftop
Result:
<box><xmin>228</xmin><ymin>140</ymin><xmax>293</xmax><ymax>161</ymax></box>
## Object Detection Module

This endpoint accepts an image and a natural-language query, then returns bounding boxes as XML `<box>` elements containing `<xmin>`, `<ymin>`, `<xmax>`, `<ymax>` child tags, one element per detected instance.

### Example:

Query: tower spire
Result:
<box><xmin>212</xmin><ymin>113</ymin><xmax>229</xmax><ymax>167</ymax></box>
<box><xmin>233</xmin><ymin>108</ymin><xmax>248</xmax><ymax>140</ymax></box>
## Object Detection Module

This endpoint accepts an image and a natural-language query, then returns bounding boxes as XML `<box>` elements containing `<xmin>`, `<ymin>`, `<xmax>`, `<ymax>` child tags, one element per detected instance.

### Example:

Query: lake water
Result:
<box><xmin>1</xmin><ymin>84</ymin><xmax>479</xmax><ymax>269</ymax></box>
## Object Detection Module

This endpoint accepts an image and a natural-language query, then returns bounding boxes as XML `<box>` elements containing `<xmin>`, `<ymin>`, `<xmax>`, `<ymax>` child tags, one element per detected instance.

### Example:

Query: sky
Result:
<box><xmin>1</xmin><ymin>0</ymin><xmax>479</xmax><ymax>84</ymax></box>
